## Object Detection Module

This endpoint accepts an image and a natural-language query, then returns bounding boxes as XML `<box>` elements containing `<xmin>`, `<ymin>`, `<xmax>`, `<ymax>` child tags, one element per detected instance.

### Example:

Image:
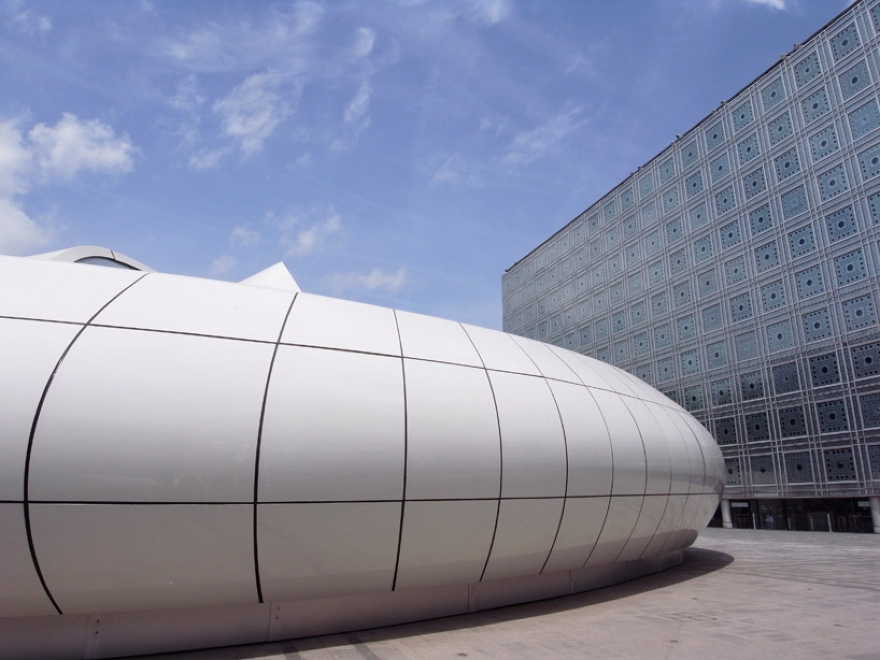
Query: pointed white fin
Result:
<box><xmin>239</xmin><ymin>262</ymin><xmax>300</xmax><ymax>292</ymax></box>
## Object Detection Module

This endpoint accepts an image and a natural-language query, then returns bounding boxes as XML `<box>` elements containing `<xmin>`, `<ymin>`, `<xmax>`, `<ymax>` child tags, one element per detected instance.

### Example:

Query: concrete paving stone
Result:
<box><xmin>130</xmin><ymin>528</ymin><xmax>880</xmax><ymax>660</ymax></box>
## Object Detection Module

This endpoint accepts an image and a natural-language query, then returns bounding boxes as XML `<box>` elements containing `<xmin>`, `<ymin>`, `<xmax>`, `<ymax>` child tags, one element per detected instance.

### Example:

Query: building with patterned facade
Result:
<box><xmin>502</xmin><ymin>0</ymin><xmax>880</xmax><ymax>533</ymax></box>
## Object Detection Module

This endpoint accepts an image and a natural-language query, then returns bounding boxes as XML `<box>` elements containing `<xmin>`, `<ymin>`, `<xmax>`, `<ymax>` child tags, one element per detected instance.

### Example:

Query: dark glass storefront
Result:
<box><xmin>710</xmin><ymin>498</ymin><xmax>875</xmax><ymax>533</ymax></box>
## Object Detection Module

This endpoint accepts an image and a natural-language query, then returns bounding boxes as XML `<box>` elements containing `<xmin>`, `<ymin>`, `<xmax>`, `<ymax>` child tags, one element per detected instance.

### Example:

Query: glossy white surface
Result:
<box><xmin>584</xmin><ymin>496</ymin><xmax>643</xmax><ymax>567</ymax></box>
<box><xmin>280</xmin><ymin>293</ymin><xmax>400</xmax><ymax>356</ymax></box>
<box><xmin>541</xmin><ymin>496</ymin><xmax>610</xmax><ymax>573</ymax></box>
<box><xmin>31</xmin><ymin>504</ymin><xmax>257</xmax><ymax>614</ymax></box>
<box><xmin>490</xmin><ymin>370</ymin><xmax>567</xmax><ymax>498</ymax></box>
<box><xmin>482</xmin><ymin>498</ymin><xmax>564</xmax><ymax>581</ymax></box>
<box><xmin>259</xmin><ymin>346</ymin><xmax>404</xmax><ymax>502</ymax></box>
<box><xmin>0</xmin><ymin>318</ymin><xmax>79</xmax><ymax>501</ymax></box>
<box><xmin>590</xmin><ymin>389</ymin><xmax>647</xmax><ymax>495</ymax></box>
<box><xmin>29</xmin><ymin>328</ymin><xmax>273</xmax><ymax>502</ymax></box>
<box><xmin>547</xmin><ymin>346</ymin><xmax>616</xmax><ymax>391</ymax></box>
<box><xmin>461</xmin><ymin>324</ymin><xmax>540</xmax><ymax>375</ymax></box>
<box><xmin>623</xmin><ymin>399</ymin><xmax>672</xmax><ymax>494</ymax></box>
<box><xmin>615</xmin><ymin>494</ymin><xmax>668</xmax><ymax>562</ymax></box>
<box><xmin>508</xmin><ymin>335</ymin><xmax>580</xmax><ymax>383</ymax></box>
<box><xmin>0</xmin><ymin>504</ymin><xmax>57</xmax><ymax>617</ymax></box>
<box><xmin>548</xmin><ymin>381</ymin><xmax>613</xmax><ymax>497</ymax></box>
<box><xmin>257</xmin><ymin>502</ymin><xmax>400</xmax><ymax>602</ymax></box>
<box><xmin>404</xmin><ymin>360</ymin><xmax>500</xmax><ymax>500</ymax></box>
<box><xmin>93</xmin><ymin>272</ymin><xmax>293</xmax><ymax>342</ymax></box>
<box><xmin>396</xmin><ymin>310</ymin><xmax>482</xmax><ymax>366</ymax></box>
<box><xmin>0</xmin><ymin>255</ymin><xmax>142</xmax><ymax>323</ymax></box>
<box><xmin>394</xmin><ymin>500</ymin><xmax>498</xmax><ymax>590</ymax></box>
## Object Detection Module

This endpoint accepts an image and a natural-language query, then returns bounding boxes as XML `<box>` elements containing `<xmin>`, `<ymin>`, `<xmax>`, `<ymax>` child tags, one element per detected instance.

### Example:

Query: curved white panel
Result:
<box><xmin>29</xmin><ymin>328</ymin><xmax>273</xmax><ymax>503</ymax></box>
<box><xmin>541</xmin><ymin>496</ymin><xmax>609</xmax><ymax>573</ymax></box>
<box><xmin>0</xmin><ymin>255</ymin><xmax>142</xmax><ymax>323</ymax></box>
<box><xmin>589</xmin><ymin>389</ymin><xmax>646</xmax><ymax>495</ymax></box>
<box><xmin>546</xmin><ymin>347</ymin><xmax>616</xmax><ymax>391</ymax></box>
<box><xmin>396</xmin><ymin>311</ymin><xmax>482</xmax><ymax>366</ymax></box>
<box><xmin>93</xmin><ymin>272</ymin><xmax>293</xmax><ymax>342</ymax></box>
<box><xmin>508</xmin><ymin>336</ymin><xmax>580</xmax><ymax>383</ymax></box>
<box><xmin>639</xmin><ymin>494</ymin><xmax>688</xmax><ymax>559</ymax></box>
<box><xmin>482</xmin><ymin>498</ymin><xmax>564</xmax><ymax>581</ymax></box>
<box><xmin>461</xmin><ymin>324</ymin><xmax>540</xmax><ymax>375</ymax></box>
<box><xmin>280</xmin><ymin>293</ymin><xmax>400</xmax><ymax>356</ymax></box>
<box><xmin>624</xmin><ymin>399</ymin><xmax>672</xmax><ymax>494</ymax></box>
<box><xmin>0</xmin><ymin>318</ymin><xmax>79</xmax><ymax>501</ymax></box>
<box><xmin>258</xmin><ymin>502</ymin><xmax>400</xmax><ymax>602</ymax></box>
<box><xmin>489</xmin><ymin>371</ymin><xmax>567</xmax><ymax>499</ymax></box>
<box><xmin>259</xmin><ymin>346</ymin><xmax>405</xmax><ymax>502</ymax></box>
<box><xmin>31</xmin><ymin>504</ymin><xmax>257</xmax><ymax>614</ymax></box>
<box><xmin>614</xmin><ymin>495</ymin><xmax>668</xmax><ymax>562</ymax></box>
<box><xmin>405</xmin><ymin>360</ymin><xmax>499</xmax><ymax>500</ymax></box>
<box><xmin>0</xmin><ymin>504</ymin><xmax>56</xmax><ymax>617</ymax></box>
<box><xmin>395</xmin><ymin>500</ymin><xmax>497</xmax><ymax>591</ymax></box>
<box><xmin>548</xmin><ymin>381</ymin><xmax>612</xmax><ymax>497</ymax></box>
<box><xmin>583</xmin><ymin>495</ymin><xmax>642</xmax><ymax>567</ymax></box>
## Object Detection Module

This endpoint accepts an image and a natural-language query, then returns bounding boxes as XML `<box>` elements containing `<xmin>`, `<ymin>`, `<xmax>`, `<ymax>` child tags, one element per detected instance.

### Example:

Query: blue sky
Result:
<box><xmin>0</xmin><ymin>0</ymin><xmax>853</xmax><ymax>329</ymax></box>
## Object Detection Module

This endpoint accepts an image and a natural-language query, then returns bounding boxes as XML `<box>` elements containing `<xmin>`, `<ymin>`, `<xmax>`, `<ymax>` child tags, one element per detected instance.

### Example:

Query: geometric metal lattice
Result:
<box><xmin>769</xmin><ymin>111</ymin><xmax>794</xmax><ymax>145</ymax></box>
<box><xmin>803</xmin><ymin>308</ymin><xmax>833</xmax><ymax>342</ymax></box>
<box><xmin>851</xmin><ymin>342</ymin><xmax>880</xmax><ymax>378</ymax></box>
<box><xmin>859</xmin><ymin>393</ymin><xmax>880</xmax><ymax>428</ymax></box>
<box><xmin>749</xmin><ymin>203</ymin><xmax>773</xmax><ymax>235</ymax></box>
<box><xmin>707</xmin><ymin>340</ymin><xmax>729</xmax><ymax>369</ymax></box>
<box><xmin>712</xmin><ymin>379</ymin><xmax>733</xmax><ymax>406</ymax></box>
<box><xmin>736</xmin><ymin>331</ymin><xmax>759</xmax><ymax>360</ymax></box>
<box><xmin>683</xmin><ymin>384</ymin><xmax>704</xmax><ymax>411</ymax></box>
<box><xmin>795</xmin><ymin>265</ymin><xmax>825</xmax><ymax>299</ymax></box>
<box><xmin>802</xmin><ymin>87</ymin><xmax>830</xmax><ymax>124</ymax></box>
<box><xmin>725</xmin><ymin>256</ymin><xmax>748</xmax><ymax>285</ymax></box>
<box><xmin>825</xmin><ymin>205</ymin><xmax>858</xmax><ymax>242</ymax></box>
<box><xmin>716</xmin><ymin>417</ymin><xmax>738</xmax><ymax>445</ymax></box>
<box><xmin>746</xmin><ymin>412</ymin><xmax>771</xmax><ymax>442</ymax></box>
<box><xmin>834</xmin><ymin>248</ymin><xmax>867</xmax><ymax>285</ymax></box>
<box><xmin>849</xmin><ymin>99</ymin><xmax>880</xmax><ymax>138</ymax></box>
<box><xmin>670</xmin><ymin>248</ymin><xmax>688</xmax><ymax>274</ymax></box>
<box><xmin>755</xmin><ymin>241</ymin><xmax>781</xmax><ymax>272</ymax></box>
<box><xmin>810</xmin><ymin>125</ymin><xmax>839</xmax><ymax>161</ymax></box>
<box><xmin>869</xmin><ymin>444</ymin><xmax>880</xmax><ymax>479</ymax></box>
<box><xmin>761</xmin><ymin>280</ymin><xmax>787</xmax><ymax>311</ymax></box>
<box><xmin>773</xmin><ymin>362</ymin><xmax>801</xmax><ymax>393</ymax></box>
<box><xmin>779</xmin><ymin>407</ymin><xmax>808</xmax><ymax>438</ymax></box>
<box><xmin>750</xmin><ymin>454</ymin><xmax>776</xmax><ymax>485</ymax></box>
<box><xmin>725</xmin><ymin>457</ymin><xmax>743</xmax><ymax>485</ymax></box>
<box><xmin>744</xmin><ymin>168</ymin><xmax>768</xmax><ymax>200</ymax></box>
<box><xmin>767</xmin><ymin>319</ymin><xmax>794</xmax><ymax>351</ymax></box>
<box><xmin>710</xmin><ymin>152</ymin><xmax>732</xmax><ymax>183</ymax></box>
<box><xmin>761</xmin><ymin>77</ymin><xmax>786</xmax><ymax>111</ymax></box>
<box><xmin>681</xmin><ymin>140</ymin><xmax>699</xmax><ymax>169</ymax></box>
<box><xmin>859</xmin><ymin>143</ymin><xmax>880</xmax><ymax>180</ymax></box>
<box><xmin>731</xmin><ymin>292</ymin><xmax>754</xmax><ymax>321</ymax></box>
<box><xmin>740</xmin><ymin>371</ymin><xmax>765</xmax><ymax>400</ymax></box>
<box><xmin>794</xmin><ymin>51</ymin><xmax>821</xmax><ymax>88</ymax></box>
<box><xmin>733</xmin><ymin>99</ymin><xmax>755</xmax><ymax>132</ymax></box>
<box><xmin>818</xmin><ymin>165</ymin><xmax>849</xmax><ymax>202</ymax></box>
<box><xmin>705</xmin><ymin>120</ymin><xmax>726</xmax><ymax>152</ymax></box>
<box><xmin>843</xmin><ymin>295</ymin><xmax>877</xmax><ymax>331</ymax></box>
<box><xmin>720</xmin><ymin>219</ymin><xmax>743</xmax><ymax>249</ymax></box>
<box><xmin>785</xmin><ymin>450</ymin><xmax>814</xmax><ymax>483</ymax></box>
<box><xmin>788</xmin><ymin>224</ymin><xmax>817</xmax><ymax>258</ymax></box>
<box><xmin>830</xmin><ymin>23</ymin><xmax>861</xmax><ymax>61</ymax></box>
<box><xmin>775</xmin><ymin>147</ymin><xmax>801</xmax><ymax>181</ymax></box>
<box><xmin>781</xmin><ymin>185</ymin><xmax>809</xmax><ymax>218</ymax></box>
<box><xmin>824</xmin><ymin>447</ymin><xmax>857</xmax><ymax>481</ymax></box>
<box><xmin>682</xmin><ymin>349</ymin><xmax>700</xmax><ymax>376</ymax></box>
<box><xmin>738</xmin><ymin>133</ymin><xmax>761</xmax><ymax>165</ymax></box>
<box><xmin>703</xmin><ymin>304</ymin><xmax>723</xmax><ymax>332</ymax></box>
<box><xmin>715</xmin><ymin>186</ymin><xmax>737</xmax><ymax>216</ymax></box>
<box><xmin>816</xmin><ymin>399</ymin><xmax>849</xmax><ymax>433</ymax></box>
<box><xmin>698</xmin><ymin>268</ymin><xmax>719</xmax><ymax>297</ymax></box>
<box><xmin>840</xmin><ymin>59</ymin><xmax>871</xmax><ymax>100</ymax></box>
<box><xmin>809</xmin><ymin>352</ymin><xmax>841</xmax><ymax>387</ymax></box>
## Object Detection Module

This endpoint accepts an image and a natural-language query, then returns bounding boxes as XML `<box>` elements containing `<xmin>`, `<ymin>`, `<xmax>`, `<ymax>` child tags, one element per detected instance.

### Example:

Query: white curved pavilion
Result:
<box><xmin>0</xmin><ymin>248</ymin><xmax>723</xmax><ymax>660</ymax></box>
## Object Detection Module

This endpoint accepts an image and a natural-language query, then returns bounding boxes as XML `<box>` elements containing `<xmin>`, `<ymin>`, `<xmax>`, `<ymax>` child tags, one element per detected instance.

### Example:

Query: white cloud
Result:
<box><xmin>188</xmin><ymin>147</ymin><xmax>230</xmax><ymax>170</ymax></box>
<box><xmin>29</xmin><ymin>113</ymin><xmax>136</xmax><ymax>180</ymax></box>
<box><xmin>344</xmin><ymin>81</ymin><xmax>371</xmax><ymax>125</ymax></box>
<box><xmin>269</xmin><ymin>209</ymin><xmax>343</xmax><ymax>257</ymax></box>
<box><xmin>230</xmin><ymin>224</ymin><xmax>260</xmax><ymax>247</ymax></box>
<box><xmin>213</xmin><ymin>71</ymin><xmax>294</xmax><ymax>156</ymax></box>
<box><xmin>326</xmin><ymin>267</ymin><xmax>407</xmax><ymax>293</ymax></box>
<box><xmin>0</xmin><ymin>198</ymin><xmax>51</xmax><ymax>255</ymax></box>
<box><xmin>209</xmin><ymin>254</ymin><xmax>237</xmax><ymax>276</ymax></box>
<box><xmin>462</xmin><ymin>0</ymin><xmax>511</xmax><ymax>25</ymax></box>
<box><xmin>431</xmin><ymin>153</ymin><xmax>481</xmax><ymax>187</ymax></box>
<box><xmin>8</xmin><ymin>7</ymin><xmax>52</xmax><ymax>36</ymax></box>
<box><xmin>0</xmin><ymin>113</ymin><xmax>135</xmax><ymax>255</ymax></box>
<box><xmin>353</xmin><ymin>27</ymin><xmax>376</xmax><ymax>59</ymax></box>
<box><xmin>743</xmin><ymin>0</ymin><xmax>786</xmax><ymax>8</ymax></box>
<box><xmin>503</xmin><ymin>106</ymin><xmax>586</xmax><ymax>165</ymax></box>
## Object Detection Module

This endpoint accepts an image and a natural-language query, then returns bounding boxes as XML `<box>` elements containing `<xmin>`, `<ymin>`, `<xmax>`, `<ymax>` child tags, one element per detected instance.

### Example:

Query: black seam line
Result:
<box><xmin>539</xmin><ymin>381</ymin><xmax>570</xmax><ymax>576</ymax></box>
<box><xmin>636</xmin><ymin>405</ymin><xmax>676</xmax><ymax>562</ymax></box>
<box><xmin>23</xmin><ymin>273</ymin><xmax>149</xmax><ymax>616</ymax></box>
<box><xmin>579</xmin><ymin>388</ymin><xmax>615</xmax><ymax>571</ymax></box>
<box><xmin>390</xmin><ymin>310</ymin><xmax>407</xmax><ymax>591</ymax></box>
<box><xmin>252</xmin><ymin>293</ymin><xmax>298</xmax><ymax>604</ymax></box>
<box><xmin>611</xmin><ymin>399</ymin><xmax>651</xmax><ymax>565</ymax></box>
<box><xmin>478</xmin><ymin>367</ymin><xmax>504</xmax><ymax>583</ymax></box>
<box><xmin>0</xmin><ymin>315</ymin><xmax>82</xmax><ymax>326</ymax></box>
<box><xmin>657</xmin><ymin>414</ymin><xmax>698</xmax><ymax>557</ymax></box>
<box><xmin>24</xmin><ymin>493</ymin><xmax>698</xmax><ymax>506</ymax></box>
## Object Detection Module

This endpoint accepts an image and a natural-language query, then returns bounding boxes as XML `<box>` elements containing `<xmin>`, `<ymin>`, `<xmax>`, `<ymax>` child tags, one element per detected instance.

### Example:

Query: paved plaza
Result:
<box><xmin>135</xmin><ymin>528</ymin><xmax>880</xmax><ymax>660</ymax></box>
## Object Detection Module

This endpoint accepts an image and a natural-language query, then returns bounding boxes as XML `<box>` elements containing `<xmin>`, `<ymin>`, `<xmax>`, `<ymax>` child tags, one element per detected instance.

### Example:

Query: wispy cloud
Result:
<box><xmin>5</xmin><ymin>5</ymin><xmax>51</xmax><ymax>36</ymax></box>
<box><xmin>29</xmin><ymin>113</ymin><xmax>136</xmax><ymax>180</ymax></box>
<box><xmin>325</xmin><ymin>266</ymin><xmax>407</xmax><ymax>294</ymax></box>
<box><xmin>431</xmin><ymin>153</ymin><xmax>482</xmax><ymax>187</ymax></box>
<box><xmin>344</xmin><ymin>81</ymin><xmax>371</xmax><ymax>126</ymax></box>
<box><xmin>213</xmin><ymin>71</ymin><xmax>295</xmax><ymax>156</ymax></box>
<box><xmin>743</xmin><ymin>0</ymin><xmax>786</xmax><ymax>9</ymax></box>
<box><xmin>267</xmin><ymin>208</ymin><xmax>343</xmax><ymax>257</ymax></box>
<box><xmin>230</xmin><ymin>224</ymin><xmax>260</xmax><ymax>247</ymax></box>
<box><xmin>209</xmin><ymin>254</ymin><xmax>236</xmax><ymax>276</ymax></box>
<box><xmin>0</xmin><ymin>113</ymin><xmax>134</xmax><ymax>254</ymax></box>
<box><xmin>353</xmin><ymin>26</ymin><xmax>376</xmax><ymax>59</ymax></box>
<box><xmin>462</xmin><ymin>0</ymin><xmax>511</xmax><ymax>26</ymax></box>
<box><xmin>503</xmin><ymin>106</ymin><xmax>586</xmax><ymax>165</ymax></box>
